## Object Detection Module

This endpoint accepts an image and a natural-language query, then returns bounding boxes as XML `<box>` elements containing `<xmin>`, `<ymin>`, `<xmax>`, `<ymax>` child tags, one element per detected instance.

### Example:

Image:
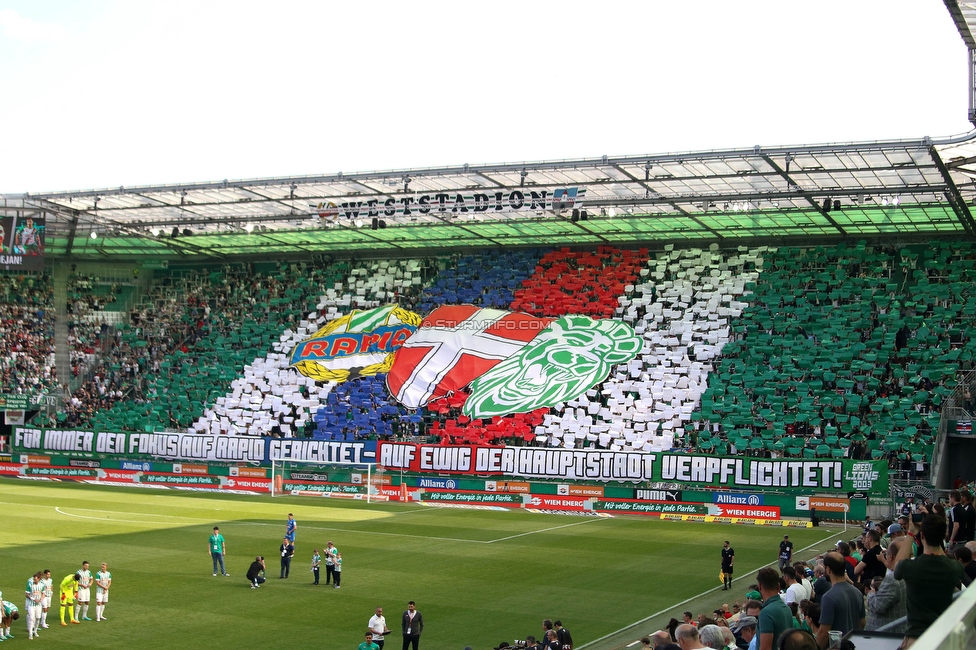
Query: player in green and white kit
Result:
<box><xmin>40</xmin><ymin>570</ymin><xmax>53</xmax><ymax>629</ymax></box>
<box><xmin>75</xmin><ymin>561</ymin><xmax>93</xmax><ymax>622</ymax></box>
<box><xmin>1</xmin><ymin>599</ymin><xmax>19</xmax><ymax>640</ymax></box>
<box><xmin>24</xmin><ymin>573</ymin><xmax>43</xmax><ymax>639</ymax></box>
<box><xmin>95</xmin><ymin>563</ymin><xmax>112</xmax><ymax>622</ymax></box>
<box><xmin>95</xmin><ymin>562</ymin><xmax>112</xmax><ymax>621</ymax></box>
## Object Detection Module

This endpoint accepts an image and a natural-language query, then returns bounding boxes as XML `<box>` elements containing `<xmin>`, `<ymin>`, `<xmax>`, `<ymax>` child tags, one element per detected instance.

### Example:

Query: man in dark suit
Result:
<box><xmin>401</xmin><ymin>600</ymin><xmax>424</xmax><ymax>650</ymax></box>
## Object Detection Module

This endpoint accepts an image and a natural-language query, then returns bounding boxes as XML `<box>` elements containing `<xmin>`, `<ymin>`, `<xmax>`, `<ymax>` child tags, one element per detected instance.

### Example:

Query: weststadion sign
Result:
<box><xmin>312</xmin><ymin>187</ymin><xmax>586</xmax><ymax>219</ymax></box>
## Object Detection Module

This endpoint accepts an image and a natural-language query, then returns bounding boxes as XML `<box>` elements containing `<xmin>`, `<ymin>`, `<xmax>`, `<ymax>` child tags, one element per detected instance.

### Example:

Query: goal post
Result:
<box><xmin>270</xmin><ymin>458</ymin><xmax>386</xmax><ymax>502</ymax></box>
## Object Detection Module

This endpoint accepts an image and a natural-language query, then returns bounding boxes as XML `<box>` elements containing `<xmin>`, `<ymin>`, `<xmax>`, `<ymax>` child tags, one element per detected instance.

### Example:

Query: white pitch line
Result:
<box><xmin>235</xmin><ymin>520</ymin><xmax>491</xmax><ymax>544</ymax></box>
<box><xmin>54</xmin><ymin>507</ymin><xmax>196</xmax><ymax>525</ymax></box>
<box><xmin>51</xmin><ymin>503</ymin><xmax>605</xmax><ymax>544</ymax></box>
<box><xmin>576</xmin><ymin>529</ymin><xmax>846</xmax><ymax>650</ymax></box>
<box><xmin>486</xmin><ymin>517</ymin><xmax>603</xmax><ymax>543</ymax></box>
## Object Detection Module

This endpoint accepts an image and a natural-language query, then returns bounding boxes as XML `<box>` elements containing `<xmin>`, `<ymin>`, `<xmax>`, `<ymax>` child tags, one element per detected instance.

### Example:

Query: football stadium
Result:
<box><xmin>2</xmin><ymin>3</ymin><xmax>976</xmax><ymax>650</ymax></box>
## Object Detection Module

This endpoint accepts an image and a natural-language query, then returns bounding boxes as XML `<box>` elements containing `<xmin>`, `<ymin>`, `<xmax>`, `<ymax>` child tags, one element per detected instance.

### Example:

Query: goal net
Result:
<box><xmin>270</xmin><ymin>458</ymin><xmax>386</xmax><ymax>502</ymax></box>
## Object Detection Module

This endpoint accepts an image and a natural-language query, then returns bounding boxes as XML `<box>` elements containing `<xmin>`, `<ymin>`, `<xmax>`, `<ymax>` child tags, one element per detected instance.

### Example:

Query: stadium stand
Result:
<box><xmin>15</xmin><ymin>238</ymin><xmax>971</xmax><ymax>481</ymax></box>
<box><xmin>0</xmin><ymin>273</ymin><xmax>57</xmax><ymax>394</ymax></box>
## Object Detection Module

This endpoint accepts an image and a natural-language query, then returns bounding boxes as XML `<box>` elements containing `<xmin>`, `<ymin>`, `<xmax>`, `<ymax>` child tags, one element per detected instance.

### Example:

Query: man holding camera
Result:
<box><xmin>247</xmin><ymin>556</ymin><xmax>266</xmax><ymax>588</ymax></box>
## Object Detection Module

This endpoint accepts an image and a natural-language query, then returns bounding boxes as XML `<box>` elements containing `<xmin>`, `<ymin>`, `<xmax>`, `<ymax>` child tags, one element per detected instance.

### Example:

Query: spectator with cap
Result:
<box><xmin>816</xmin><ymin>552</ymin><xmax>865</xmax><ymax>649</ymax></box>
<box><xmin>865</xmin><ymin>537</ymin><xmax>908</xmax><ymax>634</ymax></box>
<box><xmin>731</xmin><ymin>616</ymin><xmax>757</xmax><ymax>650</ymax></box>
<box><xmin>894</xmin><ymin>513</ymin><xmax>965</xmax><ymax>646</ymax></box>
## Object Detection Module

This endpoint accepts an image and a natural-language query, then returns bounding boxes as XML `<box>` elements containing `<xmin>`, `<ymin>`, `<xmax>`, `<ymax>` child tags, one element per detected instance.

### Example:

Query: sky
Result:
<box><xmin>0</xmin><ymin>0</ymin><xmax>969</xmax><ymax>194</ymax></box>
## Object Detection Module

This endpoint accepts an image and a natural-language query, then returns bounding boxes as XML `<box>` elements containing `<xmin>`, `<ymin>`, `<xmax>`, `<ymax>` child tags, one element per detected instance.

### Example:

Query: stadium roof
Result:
<box><xmin>20</xmin><ymin>130</ymin><xmax>976</xmax><ymax>260</ymax></box>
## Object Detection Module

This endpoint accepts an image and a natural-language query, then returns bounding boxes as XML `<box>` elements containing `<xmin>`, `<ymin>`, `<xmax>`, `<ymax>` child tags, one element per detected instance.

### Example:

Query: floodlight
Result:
<box><xmin>892</xmin><ymin>196</ymin><xmax>900</xmax><ymax>206</ymax></box>
<box><xmin>608</xmin><ymin>207</ymin><xmax>616</xmax><ymax>218</ymax></box>
<box><xmin>882</xmin><ymin>197</ymin><xmax>889</xmax><ymax>206</ymax></box>
<box><xmin>150</xmin><ymin>228</ymin><xmax>160</xmax><ymax>237</ymax></box>
<box><xmin>833</xmin><ymin>200</ymin><xmax>841</xmax><ymax>210</ymax></box>
<box><xmin>183</xmin><ymin>229</ymin><xmax>192</xmax><ymax>236</ymax></box>
<box><xmin>171</xmin><ymin>227</ymin><xmax>180</xmax><ymax>238</ymax></box>
<box><xmin>822</xmin><ymin>198</ymin><xmax>831</xmax><ymax>213</ymax></box>
<box><xmin>90</xmin><ymin>231</ymin><xmax>98</xmax><ymax>239</ymax></box>
<box><xmin>354</xmin><ymin>219</ymin><xmax>364</xmax><ymax>228</ymax></box>
<box><xmin>245</xmin><ymin>224</ymin><xmax>254</xmax><ymax>233</ymax></box>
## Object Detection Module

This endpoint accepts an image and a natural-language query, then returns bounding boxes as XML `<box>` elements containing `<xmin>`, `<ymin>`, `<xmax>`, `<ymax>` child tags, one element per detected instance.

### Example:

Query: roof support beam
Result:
<box><xmin>761</xmin><ymin>154</ymin><xmax>847</xmax><ymax>237</ymax></box>
<box><xmin>929</xmin><ymin>144</ymin><xmax>976</xmax><ymax>235</ymax></box>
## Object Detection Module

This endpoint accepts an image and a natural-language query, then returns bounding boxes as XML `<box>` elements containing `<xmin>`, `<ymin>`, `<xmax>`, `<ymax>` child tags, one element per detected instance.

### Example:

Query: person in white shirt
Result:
<box><xmin>368</xmin><ymin>606</ymin><xmax>391</xmax><ymax>649</ymax></box>
<box><xmin>792</xmin><ymin>563</ymin><xmax>813</xmax><ymax>601</ymax></box>
<box><xmin>782</xmin><ymin>567</ymin><xmax>805</xmax><ymax>606</ymax></box>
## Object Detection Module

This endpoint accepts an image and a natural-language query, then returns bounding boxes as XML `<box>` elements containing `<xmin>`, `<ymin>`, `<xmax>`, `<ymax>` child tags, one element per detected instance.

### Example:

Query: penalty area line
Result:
<box><xmin>577</xmin><ymin>528</ymin><xmax>846</xmax><ymax>650</ymax></box>
<box><xmin>54</xmin><ymin>507</ymin><xmax>202</xmax><ymax>525</ymax></box>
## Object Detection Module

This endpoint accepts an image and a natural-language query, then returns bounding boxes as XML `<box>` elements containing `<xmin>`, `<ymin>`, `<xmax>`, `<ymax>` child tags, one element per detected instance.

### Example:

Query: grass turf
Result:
<box><xmin>0</xmin><ymin>478</ymin><xmax>836</xmax><ymax>649</ymax></box>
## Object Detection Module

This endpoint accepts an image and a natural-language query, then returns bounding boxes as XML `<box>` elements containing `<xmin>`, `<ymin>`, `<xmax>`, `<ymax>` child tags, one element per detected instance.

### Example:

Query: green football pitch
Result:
<box><xmin>0</xmin><ymin>479</ymin><xmax>843</xmax><ymax>649</ymax></box>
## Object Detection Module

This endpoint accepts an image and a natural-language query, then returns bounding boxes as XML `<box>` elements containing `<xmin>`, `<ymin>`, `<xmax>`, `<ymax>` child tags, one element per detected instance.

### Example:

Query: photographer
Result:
<box><xmin>247</xmin><ymin>556</ymin><xmax>266</xmax><ymax>588</ymax></box>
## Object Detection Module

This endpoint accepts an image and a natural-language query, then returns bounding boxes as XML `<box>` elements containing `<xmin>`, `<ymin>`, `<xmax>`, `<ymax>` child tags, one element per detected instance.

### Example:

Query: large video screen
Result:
<box><xmin>0</xmin><ymin>214</ymin><xmax>45</xmax><ymax>271</ymax></box>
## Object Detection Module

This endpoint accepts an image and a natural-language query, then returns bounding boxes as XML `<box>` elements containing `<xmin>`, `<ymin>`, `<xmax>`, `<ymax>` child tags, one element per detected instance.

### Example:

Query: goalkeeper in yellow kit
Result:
<box><xmin>59</xmin><ymin>573</ymin><xmax>80</xmax><ymax>625</ymax></box>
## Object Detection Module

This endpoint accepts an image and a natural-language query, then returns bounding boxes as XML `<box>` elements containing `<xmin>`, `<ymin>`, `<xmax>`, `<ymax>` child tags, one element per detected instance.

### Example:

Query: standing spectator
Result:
<box><xmin>854</xmin><ymin>530</ymin><xmax>885</xmax><ymax>587</ymax></box>
<box><xmin>810</xmin><ymin>565</ymin><xmax>829</xmax><ymax>604</ymax></box>
<box><xmin>209</xmin><ymin>526</ymin><xmax>229</xmax><ymax>577</ymax></box>
<box><xmin>782</xmin><ymin>567</ymin><xmax>805</xmax><ymax>606</ymax></box>
<box><xmin>756</xmin><ymin>567</ymin><xmax>793</xmax><ymax>650</ymax></box>
<box><xmin>947</xmin><ymin>490</ymin><xmax>966</xmax><ymax>549</ymax></box>
<box><xmin>894</xmin><ymin>514</ymin><xmax>965</xmax><ymax>646</ymax></box>
<box><xmin>778</xmin><ymin>536</ymin><xmax>793</xmax><ymax>571</ymax></box>
<box><xmin>865</xmin><ymin>538</ymin><xmax>908</xmax><ymax>634</ymax></box>
<box><xmin>247</xmin><ymin>556</ymin><xmax>266</xmax><ymax>588</ymax></box>
<box><xmin>279</xmin><ymin>537</ymin><xmax>295</xmax><ymax>579</ymax></box>
<box><xmin>722</xmin><ymin>541</ymin><xmax>735</xmax><ymax>591</ymax></box>
<box><xmin>325</xmin><ymin>541</ymin><xmax>338</xmax><ymax>585</ymax></box>
<box><xmin>793</xmin><ymin>563</ymin><xmax>813</xmax><ymax>601</ymax></box>
<box><xmin>401</xmin><ymin>600</ymin><xmax>424</xmax><ymax>650</ymax></box>
<box><xmin>311</xmin><ymin>549</ymin><xmax>321</xmax><ymax>585</ymax></box>
<box><xmin>816</xmin><ymin>553</ymin><xmax>865</xmax><ymax>649</ymax></box>
<box><xmin>862</xmin><ymin>516</ymin><xmax>873</xmax><ymax>535</ymax></box>
<box><xmin>961</xmin><ymin>489</ymin><xmax>975</xmax><ymax>545</ymax></box>
<box><xmin>554</xmin><ymin>620</ymin><xmax>573</xmax><ymax>649</ymax></box>
<box><xmin>285</xmin><ymin>513</ymin><xmax>297</xmax><ymax>543</ymax></box>
<box><xmin>368</xmin><ymin>606</ymin><xmax>390</xmax><ymax>649</ymax></box>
